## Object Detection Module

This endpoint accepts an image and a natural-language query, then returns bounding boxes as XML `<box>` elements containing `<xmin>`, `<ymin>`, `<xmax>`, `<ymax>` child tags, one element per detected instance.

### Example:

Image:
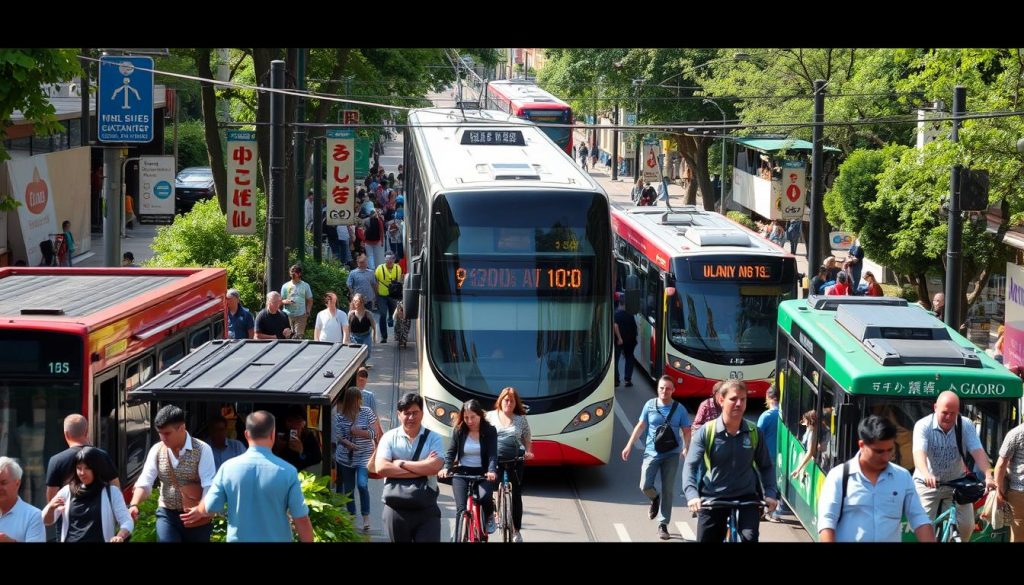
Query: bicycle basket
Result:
<box><xmin>948</xmin><ymin>476</ymin><xmax>986</xmax><ymax>505</ymax></box>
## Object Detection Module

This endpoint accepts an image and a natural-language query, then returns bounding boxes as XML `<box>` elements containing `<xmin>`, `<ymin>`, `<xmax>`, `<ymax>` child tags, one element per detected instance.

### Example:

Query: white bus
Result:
<box><xmin>401</xmin><ymin>108</ymin><xmax>613</xmax><ymax>465</ymax></box>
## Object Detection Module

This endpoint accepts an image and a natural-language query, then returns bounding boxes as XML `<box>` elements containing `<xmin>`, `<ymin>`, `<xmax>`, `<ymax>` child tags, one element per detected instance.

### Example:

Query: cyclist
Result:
<box><xmin>438</xmin><ymin>400</ymin><xmax>498</xmax><ymax>534</ymax></box>
<box><xmin>486</xmin><ymin>387</ymin><xmax>534</xmax><ymax>542</ymax></box>
<box><xmin>682</xmin><ymin>379</ymin><xmax>778</xmax><ymax>542</ymax></box>
<box><xmin>818</xmin><ymin>415</ymin><xmax>934</xmax><ymax>542</ymax></box>
<box><xmin>912</xmin><ymin>390</ymin><xmax>997</xmax><ymax>541</ymax></box>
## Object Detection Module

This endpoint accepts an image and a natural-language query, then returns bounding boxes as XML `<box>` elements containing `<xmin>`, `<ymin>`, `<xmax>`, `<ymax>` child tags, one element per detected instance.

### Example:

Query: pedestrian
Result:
<box><xmin>273</xmin><ymin>406</ymin><xmax>322</xmax><ymax>473</ymax></box>
<box><xmin>393</xmin><ymin>302</ymin><xmax>410</xmax><ymax>349</ymax></box>
<box><xmin>335</xmin><ymin>387</ymin><xmax>379</xmax><ymax>532</ymax></box>
<box><xmin>994</xmin><ymin>420</ymin><xmax>1024</xmax><ymax>541</ymax></box>
<box><xmin>41</xmin><ymin>446</ymin><xmax>134</xmax><ymax>542</ymax></box>
<box><xmin>207</xmin><ymin>415</ymin><xmax>246</xmax><ymax>471</ymax></box>
<box><xmin>254</xmin><ymin>292</ymin><xmax>292</xmax><ymax>340</ymax></box>
<box><xmin>756</xmin><ymin>386</ymin><xmax>787</xmax><ymax>521</ymax></box>
<box><xmin>847</xmin><ymin>236</ymin><xmax>865</xmax><ymax>291</ymax></box>
<box><xmin>45</xmin><ymin>414</ymin><xmax>119</xmax><ymax>504</ymax></box>
<box><xmin>786</xmin><ymin>220</ymin><xmax>801</xmax><ymax>255</ymax></box>
<box><xmin>621</xmin><ymin>375</ymin><xmax>691</xmax><ymax>540</ymax></box>
<box><xmin>578</xmin><ymin>143</ymin><xmax>589</xmax><ymax>170</ymax></box>
<box><xmin>61</xmin><ymin>220</ymin><xmax>76</xmax><ymax>266</ymax></box>
<box><xmin>376</xmin><ymin>392</ymin><xmax>445</xmax><ymax>542</ymax></box>
<box><xmin>485</xmin><ymin>387</ymin><xmax>534</xmax><ymax>542</ymax></box>
<box><xmin>344</xmin><ymin>293</ymin><xmax>377</xmax><ymax>366</ymax></box>
<box><xmin>127</xmin><ymin>405</ymin><xmax>216</xmax><ymax>542</ymax></box>
<box><xmin>0</xmin><ymin>457</ymin><xmax>46</xmax><ymax>542</ymax></box>
<box><xmin>225</xmin><ymin>288</ymin><xmax>255</xmax><ymax>339</ymax></box>
<box><xmin>613</xmin><ymin>299</ymin><xmax>637</xmax><ymax>387</ymax></box>
<box><xmin>438</xmin><ymin>399</ymin><xmax>499</xmax><ymax>535</ymax></box>
<box><xmin>314</xmin><ymin>291</ymin><xmax>346</xmax><ymax>342</ymax></box>
<box><xmin>184</xmin><ymin>411</ymin><xmax>313</xmax><ymax>542</ymax></box>
<box><xmin>374</xmin><ymin>253</ymin><xmax>402</xmax><ymax>344</ymax></box>
<box><xmin>690</xmin><ymin>381</ymin><xmax>723</xmax><ymax>434</ymax></box>
<box><xmin>630</xmin><ymin>177</ymin><xmax>644</xmax><ymax>204</ymax></box>
<box><xmin>281</xmin><ymin>264</ymin><xmax>313</xmax><ymax>339</ymax></box>
<box><xmin>353</xmin><ymin>367</ymin><xmax>383</xmax><ymax>439</ymax></box>
<box><xmin>818</xmin><ymin>415</ymin><xmax>934</xmax><ymax>542</ymax></box>
<box><xmin>862</xmin><ymin>271</ymin><xmax>883</xmax><ymax>297</ymax></box>
<box><xmin>682</xmin><ymin>379</ymin><xmax>778</xmax><ymax>542</ymax></box>
<box><xmin>912</xmin><ymin>390</ymin><xmax>996</xmax><ymax>541</ymax></box>
<box><xmin>346</xmin><ymin>254</ymin><xmax>378</xmax><ymax>316</ymax></box>
<box><xmin>809</xmin><ymin>265</ymin><xmax>828</xmax><ymax>296</ymax></box>
<box><xmin>121</xmin><ymin>251</ymin><xmax>137</xmax><ymax>267</ymax></box>
<box><xmin>932</xmin><ymin>292</ymin><xmax>945</xmax><ymax>321</ymax></box>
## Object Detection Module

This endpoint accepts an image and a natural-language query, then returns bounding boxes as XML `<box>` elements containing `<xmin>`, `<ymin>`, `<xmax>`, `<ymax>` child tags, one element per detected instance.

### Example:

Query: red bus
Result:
<box><xmin>484</xmin><ymin>79</ymin><xmax>574</xmax><ymax>155</ymax></box>
<box><xmin>0</xmin><ymin>267</ymin><xmax>227</xmax><ymax>509</ymax></box>
<box><xmin>612</xmin><ymin>206</ymin><xmax>798</xmax><ymax>399</ymax></box>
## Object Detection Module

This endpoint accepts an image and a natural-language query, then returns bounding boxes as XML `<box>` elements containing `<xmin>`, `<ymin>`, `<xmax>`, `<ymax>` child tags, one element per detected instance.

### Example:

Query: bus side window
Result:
<box><xmin>817</xmin><ymin>381</ymin><xmax>838</xmax><ymax>473</ymax></box>
<box><xmin>159</xmin><ymin>339</ymin><xmax>186</xmax><ymax>371</ymax></box>
<box><xmin>190</xmin><ymin>325</ymin><xmax>211</xmax><ymax>350</ymax></box>
<box><xmin>213</xmin><ymin>317</ymin><xmax>225</xmax><ymax>340</ymax></box>
<box><xmin>781</xmin><ymin>341</ymin><xmax>803</xmax><ymax>432</ymax></box>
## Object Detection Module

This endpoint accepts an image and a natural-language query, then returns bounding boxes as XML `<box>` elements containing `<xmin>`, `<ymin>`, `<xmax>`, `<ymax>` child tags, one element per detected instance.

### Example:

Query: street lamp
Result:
<box><xmin>702</xmin><ymin>98</ymin><xmax>728</xmax><ymax>214</ymax></box>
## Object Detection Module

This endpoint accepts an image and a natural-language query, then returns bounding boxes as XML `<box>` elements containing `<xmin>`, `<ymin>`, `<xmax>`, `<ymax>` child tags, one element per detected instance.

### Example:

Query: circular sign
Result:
<box><xmin>153</xmin><ymin>180</ymin><xmax>172</xmax><ymax>199</ymax></box>
<box><xmin>786</xmin><ymin>184</ymin><xmax>802</xmax><ymax>203</ymax></box>
<box><xmin>118</xmin><ymin>61</ymin><xmax>135</xmax><ymax>76</ymax></box>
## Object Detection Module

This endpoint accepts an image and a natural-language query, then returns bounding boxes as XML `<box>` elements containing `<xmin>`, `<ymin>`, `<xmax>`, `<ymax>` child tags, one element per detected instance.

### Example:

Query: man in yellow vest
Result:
<box><xmin>374</xmin><ymin>253</ymin><xmax>403</xmax><ymax>343</ymax></box>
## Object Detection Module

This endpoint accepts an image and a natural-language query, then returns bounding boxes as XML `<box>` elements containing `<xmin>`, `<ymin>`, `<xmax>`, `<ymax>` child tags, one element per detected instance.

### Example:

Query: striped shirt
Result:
<box><xmin>334</xmin><ymin>406</ymin><xmax>378</xmax><ymax>468</ymax></box>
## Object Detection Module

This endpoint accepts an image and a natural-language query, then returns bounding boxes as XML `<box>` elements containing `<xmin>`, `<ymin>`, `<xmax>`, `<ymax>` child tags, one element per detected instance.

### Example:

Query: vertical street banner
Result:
<box><xmin>777</xmin><ymin>160</ymin><xmax>807</xmax><ymax>220</ymax></box>
<box><xmin>1003</xmin><ymin>262</ymin><xmax>1024</xmax><ymax>369</ymax></box>
<box><xmin>642</xmin><ymin>141</ymin><xmax>662</xmax><ymax>183</ymax></box>
<box><xmin>226</xmin><ymin>130</ymin><xmax>257</xmax><ymax>234</ymax></box>
<box><xmin>6</xmin><ymin>156</ymin><xmax>58</xmax><ymax>266</ymax></box>
<box><xmin>138</xmin><ymin>155</ymin><xmax>175</xmax><ymax>224</ymax></box>
<box><xmin>326</xmin><ymin>128</ymin><xmax>355</xmax><ymax>226</ymax></box>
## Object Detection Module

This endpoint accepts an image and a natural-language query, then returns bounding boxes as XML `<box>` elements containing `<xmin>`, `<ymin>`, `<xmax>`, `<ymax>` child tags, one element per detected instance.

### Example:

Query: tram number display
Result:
<box><xmin>691</xmin><ymin>261</ymin><xmax>779</xmax><ymax>282</ymax></box>
<box><xmin>454</xmin><ymin>266</ymin><xmax>585</xmax><ymax>291</ymax></box>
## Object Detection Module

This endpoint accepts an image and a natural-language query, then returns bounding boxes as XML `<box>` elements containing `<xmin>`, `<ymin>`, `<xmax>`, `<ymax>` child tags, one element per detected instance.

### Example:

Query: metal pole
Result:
<box><xmin>103</xmin><ymin>147</ymin><xmax>123</xmax><ymax>266</ymax></box>
<box><xmin>79</xmin><ymin>49</ymin><xmax>89</xmax><ymax>147</ymax></box>
<box><xmin>611</xmin><ymin>102</ymin><xmax>619</xmax><ymax>181</ymax></box>
<box><xmin>945</xmin><ymin>86</ymin><xmax>966</xmax><ymax>330</ymax></box>
<box><xmin>807</xmin><ymin>80</ymin><xmax>826</xmax><ymax>275</ymax></box>
<box><xmin>266</xmin><ymin>60</ymin><xmax>286</xmax><ymax>294</ymax></box>
<box><xmin>313</xmin><ymin>138</ymin><xmax>323</xmax><ymax>263</ymax></box>
<box><xmin>703</xmin><ymin>99</ymin><xmax>728</xmax><ymax>213</ymax></box>
<box><xmin>294</xmin><ymin>49</ymin><xmax>307</xmax><ymax>261</ymax></box>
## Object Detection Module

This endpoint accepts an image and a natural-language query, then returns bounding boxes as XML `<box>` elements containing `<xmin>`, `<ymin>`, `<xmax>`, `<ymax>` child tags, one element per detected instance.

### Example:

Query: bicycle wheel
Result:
<box><xmin>456</xmin><ymin>511</ymin><xmax>472</xmax><ymax>543</ymax></box>
<box><xmin>500</xmin><ymin>486</ymin><xmax>515</xmax><ymax>543</ymax></box>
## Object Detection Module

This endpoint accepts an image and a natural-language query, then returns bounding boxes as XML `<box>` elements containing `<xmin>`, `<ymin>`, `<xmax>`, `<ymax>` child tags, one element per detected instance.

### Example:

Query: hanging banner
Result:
<box><xmin>225</xmin><ymin>130</ymin><xmax>257</xmax><ymax>234</ymax></box>
<box><xmin>1003</xmin><ymin>263</ymin><xmax>1024</xmax><ymax>369</ymax></box>
<box><xmin>6</xmin><ymin>155</ymin><xmax>58</xmax><ymax>266</ymax></box>
<box><xmin>776</xmin><ymin>160</ymin><xmax>807</xmax><ymax>220</ymax></box>
<box><xmin>326</xmin><ymin>128</ymin><xmax>356</xmax><ymax>226</ymax></box>
<box><xmin>641</xmin><ymin>141</ymin><xmax>662</xmax><ymax>183</ymax></box>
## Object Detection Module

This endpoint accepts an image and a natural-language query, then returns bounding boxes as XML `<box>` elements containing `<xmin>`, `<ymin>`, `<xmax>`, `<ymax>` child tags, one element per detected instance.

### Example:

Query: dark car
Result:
<box><xmin>175</xmin><ymin>166</ymin><xmax>215</xmax><ymax>214</ymax></box>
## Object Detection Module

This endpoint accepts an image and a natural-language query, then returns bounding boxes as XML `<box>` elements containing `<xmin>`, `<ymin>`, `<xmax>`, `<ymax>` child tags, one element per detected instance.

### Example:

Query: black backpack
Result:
<box><xmin>365</xmin><ymin>213</ymin><xmax>383</xmax><ymax>242</ymax></box>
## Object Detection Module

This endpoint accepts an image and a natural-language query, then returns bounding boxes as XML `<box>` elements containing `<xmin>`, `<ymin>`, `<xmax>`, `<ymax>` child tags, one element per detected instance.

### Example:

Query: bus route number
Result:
<box><xmin>48</xmin><ymin>361</ymin><xmax>70</xmax><ymax>374</ymax></box>
<box><xmin>455</xmin><ymin>266</ymin><xmax>583</xmax><ymax>290</ymax></box>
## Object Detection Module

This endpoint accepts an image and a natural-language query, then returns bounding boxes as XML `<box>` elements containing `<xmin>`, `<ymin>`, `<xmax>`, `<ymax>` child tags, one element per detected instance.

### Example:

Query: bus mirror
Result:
<box><xmin>624</xmin><ymin>289</ymin><xmax>640</xmax><ymax>315</ymax></box>
<box><xmin>403</xmin><ymin>274</ymin><xmax>421</xmax><ymax>320</ymax></box>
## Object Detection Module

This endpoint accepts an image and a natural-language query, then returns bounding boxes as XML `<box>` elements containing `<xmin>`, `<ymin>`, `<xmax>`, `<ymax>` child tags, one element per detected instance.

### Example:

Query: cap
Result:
<box><xmin>227</xmin><ymin>288</ymin><xmax>241</xmax><ymax>299</ymax></box>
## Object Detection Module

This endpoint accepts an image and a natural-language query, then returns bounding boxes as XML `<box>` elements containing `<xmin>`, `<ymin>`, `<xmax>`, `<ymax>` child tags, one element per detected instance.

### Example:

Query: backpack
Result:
<box><xmin>701</xmin><ymin>418</ymin><xmax>763</xmax><ymax>495</ymax></box>
<box><xmin>365</xmin><ymin>213</ymin><xmax>383</xmax><ymax>243</ymax></box>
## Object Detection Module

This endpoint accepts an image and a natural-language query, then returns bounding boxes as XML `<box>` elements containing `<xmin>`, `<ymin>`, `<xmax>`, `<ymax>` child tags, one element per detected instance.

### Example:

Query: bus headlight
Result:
<box><xmin>670</xmin><ymin>357</ymin><xmax>704</xmax><ymax>379</ymax></box>
<box><xmin>425</xmin><ymin>397</ymin><xmax>459</xmax><ymax>427</ymax></box>
<box><xmin>562</xmin><ymin>398</ymin><xmax>613</xmax><ymax>433</ymax></box>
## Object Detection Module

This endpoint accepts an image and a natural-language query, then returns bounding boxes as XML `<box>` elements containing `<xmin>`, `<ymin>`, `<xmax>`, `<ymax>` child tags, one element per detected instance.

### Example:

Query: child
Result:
<box><xmin>393</xmin><ymin>302</ymin><xmax>410</xmax><ymax>349</ymax></box>
<box><xmin>61</xmin><ymin>219</ymin><xmax>75</xmax><ymax>266</ymax></box>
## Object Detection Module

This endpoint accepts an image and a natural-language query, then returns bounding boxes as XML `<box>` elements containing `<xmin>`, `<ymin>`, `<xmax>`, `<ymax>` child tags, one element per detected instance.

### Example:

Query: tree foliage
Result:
<box><xmin>0</xmin><ymin>49</ymin><xmax>81</xmax><ymax>163</ymax></box>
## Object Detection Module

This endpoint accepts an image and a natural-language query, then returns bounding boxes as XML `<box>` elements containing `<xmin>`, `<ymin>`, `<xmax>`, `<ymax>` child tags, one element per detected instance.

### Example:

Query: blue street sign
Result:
<box><xmin>626</xmin><ymin>113</ymin><xmax>637</xmax><ymax>125</ymax></box>
<box><xmin>98</xmin><ymin>56</ymin><xmax>154</xmax><ymax>143</ymax></box>
<box><xmin>153</xmin><ymin>180</ymin><xmax>172</xmax><ymax>199</ymax></box>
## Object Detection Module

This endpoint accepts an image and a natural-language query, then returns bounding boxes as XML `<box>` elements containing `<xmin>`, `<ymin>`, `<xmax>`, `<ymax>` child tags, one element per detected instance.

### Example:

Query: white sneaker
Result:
<box><xmin>512</xmin><ymin>531</ymin><xmax>523</xmax><ymax>543</ymax></box>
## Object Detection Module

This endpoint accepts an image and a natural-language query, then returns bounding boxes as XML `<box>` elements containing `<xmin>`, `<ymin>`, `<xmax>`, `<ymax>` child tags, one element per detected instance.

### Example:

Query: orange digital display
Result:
<box><xmin>456</xmin><ymin>267</ymin><xmax>583</xmax><ymax>290</ymax></box>
<box><xmin>693</xmin><ymin>262</ymin><xmax>778</xmax><ymax>281</ymax></box>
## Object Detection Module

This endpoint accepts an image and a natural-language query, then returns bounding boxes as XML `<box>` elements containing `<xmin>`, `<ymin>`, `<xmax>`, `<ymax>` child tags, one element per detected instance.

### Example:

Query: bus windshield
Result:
<box><xmin>668</xmin><ymin>282</ymin><xmax>791</xmax><ymax>364</ymax></box>
<box><xmin>0</xmin><ymin>380</ymin><xmax>82</xmax><ymax>508</ymax></box>
<box><xmin>428</xmin><ymin>191</ymin><xmax>610</xmax><ymax>399</ymax></box>
<box><xmin>520</xmin><ymin>109</ymin><xmax>571</xmax><ymax>151</ymax></box>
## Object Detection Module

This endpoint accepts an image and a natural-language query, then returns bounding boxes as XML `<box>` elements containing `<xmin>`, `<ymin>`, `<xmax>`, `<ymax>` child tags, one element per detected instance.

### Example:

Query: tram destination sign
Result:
<box><xmin>691</xmin><ymin>261</ymin><xmax>780</xmax><ymax>282</ymax></box>
<box><xmin>461</xmin><ymin>130</ymin><xmax>526</xmax><ymax>146</ymax></box>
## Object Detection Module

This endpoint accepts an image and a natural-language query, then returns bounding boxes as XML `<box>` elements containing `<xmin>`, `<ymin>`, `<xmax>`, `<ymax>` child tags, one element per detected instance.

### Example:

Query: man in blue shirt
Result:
<box><xmin>818</xmin><ymin>415</ymin><xmax>934</xmax><ymax>542</ymax></box>
<box><xmin>0</xmin><ymin>457</ymin><xmax>46</xmax><ymax>542</ymax></box>
<box><xmin>756</xmin><ymin>385</ymin><xmax>787</xmax><ymax>521</ymax></box>
<box><xmin>225</xmin><ymin>288</ymin><xmax>255</xmax><ymax>339</ymax></box>
<box><xmin>186</xmin><ymin>411</ymin><xmax>312</xmax><ymax>542</ymax></box>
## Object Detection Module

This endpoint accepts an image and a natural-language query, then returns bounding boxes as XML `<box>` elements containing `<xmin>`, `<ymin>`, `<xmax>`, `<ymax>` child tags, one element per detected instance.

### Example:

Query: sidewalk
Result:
<box><xmin>74</xmin><ymin>223</ymin><xmax>160</xmax><ymax>267</ymax></box>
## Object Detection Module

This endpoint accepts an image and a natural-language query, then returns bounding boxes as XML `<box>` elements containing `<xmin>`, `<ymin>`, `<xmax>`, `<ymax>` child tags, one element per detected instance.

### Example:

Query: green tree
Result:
<box><xmin>824</xmin><ymin>147</ymin><xmax>892</xmax><ymax>235</ymax></box>
<box><xmin>163</xmin><ymin>119</ymin><xmax>209</xmax><ymax>171</ymax></box>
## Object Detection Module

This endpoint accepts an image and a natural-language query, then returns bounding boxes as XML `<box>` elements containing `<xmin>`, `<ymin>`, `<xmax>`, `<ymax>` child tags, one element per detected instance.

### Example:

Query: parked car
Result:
<box><xmin>175</xmin><ymin>166</ymin><xmax>215</xmax><ymax>214</ymax></box>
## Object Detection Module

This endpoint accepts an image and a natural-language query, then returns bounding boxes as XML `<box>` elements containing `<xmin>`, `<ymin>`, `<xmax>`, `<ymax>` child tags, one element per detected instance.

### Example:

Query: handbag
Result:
<box><xmin>163</xmin><ymin>445</ymin><xmax>212</xmax><ymax>527</ymax></box>
<box><xmin>652</xmin><ymin>401</ymin><xmax>680</xmax><ymax>454</ymax></box>
<box><xmin>367</xmin><ymin>440</ymin><xmax>383</xmax><ymax>480</ymax></box>
<box><xmin>382</xmin><ymin>430</ymin><xmax>438</xmax><ymax>510</ymax></box>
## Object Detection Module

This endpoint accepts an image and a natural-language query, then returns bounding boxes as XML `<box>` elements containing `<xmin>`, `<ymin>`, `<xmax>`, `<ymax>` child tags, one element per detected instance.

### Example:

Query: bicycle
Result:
<box><xmin>450</xmin><ymin>472</ymin><xmax>490</xmax><ymax>543</ymax></box>
<box><xmin>699</xmin><ymin>499</ymin><xmax>765</xmax><ymax>542</ymax></box>
<box><xmin>495</xmin><ymin>456</ymin><xmax>525</xmax><ymax>543</ymax></box>
<box><xmin>932</xmin><ymin>476</ymin><xmax>986</xmax><ymax>542</ymax></box>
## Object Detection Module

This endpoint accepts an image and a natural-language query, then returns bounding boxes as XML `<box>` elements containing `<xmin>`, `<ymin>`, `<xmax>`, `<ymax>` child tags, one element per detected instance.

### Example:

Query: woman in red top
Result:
<box><xmin>863</xmin><ymin>271</ymin><xmax>883</xmax><ymax>296</ymax></box>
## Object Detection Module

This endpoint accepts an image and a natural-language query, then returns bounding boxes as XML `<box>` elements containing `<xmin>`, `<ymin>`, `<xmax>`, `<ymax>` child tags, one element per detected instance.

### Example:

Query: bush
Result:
<box><xmin>727</xmin><ymin>211</ymin><xmax>757</xmax><ymax>230</ymax></box>
<box><xmin>879</xmin><ymin>282</ymin><xmax>919</xmax><ymax>303</ymax></box>
<box><xmin>165</xmin><ymin>119</ymin><xmax>210</xmax><ymax>171</ymax></box>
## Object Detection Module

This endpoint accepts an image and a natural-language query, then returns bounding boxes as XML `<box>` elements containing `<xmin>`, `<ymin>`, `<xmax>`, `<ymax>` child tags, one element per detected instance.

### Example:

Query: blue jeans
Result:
<box><xmin>338</xmin><ymin>464</ymin><xmax>371</xmax><ymax>517</ymax></box>
<box><xmin>640</xmin><ymin>454</ymin><xmax>680</xmax><ymax>525</ymax></box>
<box><xmin>615</xmin><ymin>340</ymin><xmax>636</xmax><ymax>384</ymax></box>
<box><xmin>351</xmin><ymin>331</ymin><xmax>372</xmax><ymax>359</ymax></box>
<box><xmin>155</xmin><ymin>507</ymin><xmax>213</xmax><ymax>542</ymax></box>
<box><xmin>376</xmin><ymin>296</ymin><xmax>397</xmax><ymax>339</ymax></box>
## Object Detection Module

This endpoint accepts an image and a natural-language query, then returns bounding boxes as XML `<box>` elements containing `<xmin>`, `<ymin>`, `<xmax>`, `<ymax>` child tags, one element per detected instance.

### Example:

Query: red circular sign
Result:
<box><xmin>25</xmin><ymin>171</ymin><xmax>49</xmax><ymax>215</ymax></box>
<box><xmin>786</xmin><ymin>184</ymin><xmax>801</xmax><ymax>203</ymax></box>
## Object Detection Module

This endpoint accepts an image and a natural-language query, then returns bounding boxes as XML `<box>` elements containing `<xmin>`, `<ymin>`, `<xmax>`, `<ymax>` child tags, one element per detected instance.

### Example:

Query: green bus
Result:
<box><xmin>775</xmin><ymin>295</ymin><xmax>1022</xmax><ymax>541</ymax></box>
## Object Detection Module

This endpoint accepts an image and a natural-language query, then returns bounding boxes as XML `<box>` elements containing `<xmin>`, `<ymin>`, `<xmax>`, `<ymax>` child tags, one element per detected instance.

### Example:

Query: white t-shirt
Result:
<box><xmin>315</xmin><ymin>308</ymin><xmax>345</xmax><ymax>342</ymax></box>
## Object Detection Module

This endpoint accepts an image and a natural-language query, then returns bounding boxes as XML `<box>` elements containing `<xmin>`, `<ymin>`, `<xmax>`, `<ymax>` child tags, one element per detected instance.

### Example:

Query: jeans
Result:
<box><xmin>615</xmin><ymin>340</ymin><xmax>637</xmax><ymax>384</ymax></box>
<box><xmin>376</xmin><ymin>296</ymin><xmax>397</xmax><ymax>340</ymax></box>
<box><xmin>452</xmin><ymin>465</ymin><xmax>495</xmax><ymax>519</ymax></box>
<box><xmin>365</xmin><ymin>242</ymin><xmax>385</xmax><ymax>270</ymax></box>
<box><xmin>155</xmin><ymin>507</ymin><xmax>213</xmax><ymax>543</ymax></box>
<box><xmin>640</xmin><ymin>453</ymin><xmax>680</xmax><ymax>525</ymax></box>
<box><xmin>338</xmin><ymin>464</ymin><xmax>371</xmax><ymax>517</ymax></box>
<box><xmin>351</xmin><ymin>331</ymin><xmax>372</xmax><ymax>360</ymax></box>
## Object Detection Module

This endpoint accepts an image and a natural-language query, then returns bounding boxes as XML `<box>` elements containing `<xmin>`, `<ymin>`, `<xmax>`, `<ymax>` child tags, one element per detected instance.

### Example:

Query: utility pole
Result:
<box><xmin>945</xmin><ymin>86</ymin><xmax>966</xmax><ymax>330</ymax></box>
<box><xmin>611</xmin><ymin>102</ymin><xmax>619</xmax><ymax>181</ymax></box>
<box><xmin>101</xmin><ymin>51</ymin><xmax>123</xmax><ymax>267</ymax></box>
<box><xmin>79</xmin><ymin>49</ymin><xmax>89</xmax><ymax>147</ymax></box>
<box><xmin>294</xmin><ymin>49</ymin><xmax>307</xmax><ymax>261</ymax></box>
<box><xmin>312</xmin><ymin>137</ymin><xmax>323</xmax><ymax>262</ymax></box>
<box><xmin>807</xmin><ymin>80</ymin><xmax>826</xmax><ymax>274</ymax></box>
<box><xmin>266</xmin><ymin>60</ymin><xmax>286</xmax><ymax>294</ymax></box>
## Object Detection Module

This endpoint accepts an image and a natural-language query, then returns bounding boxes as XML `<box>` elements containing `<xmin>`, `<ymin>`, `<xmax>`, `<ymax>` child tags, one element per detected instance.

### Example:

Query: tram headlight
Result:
<box><xmin>562</xmin><ymin>398</ymin><xmax>613</xmax><ymax>433</ymax></box>
<box><xmin>424</xmin><ymin>397</ymin><xmax>459</xmax><ymax>427</ymax></box>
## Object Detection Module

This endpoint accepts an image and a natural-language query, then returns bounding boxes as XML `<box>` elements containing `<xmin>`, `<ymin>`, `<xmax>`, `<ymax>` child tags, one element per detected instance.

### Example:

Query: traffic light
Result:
<box><xmin>959</xmin><ymin>169</ymin><xmax>989</xmax><ymax>211</ymax></box>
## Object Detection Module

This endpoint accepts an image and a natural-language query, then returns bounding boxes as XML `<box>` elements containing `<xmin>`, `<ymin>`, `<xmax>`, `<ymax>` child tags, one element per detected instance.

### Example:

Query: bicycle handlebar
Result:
<box><xmin>497</xmin><ymin>456</ymin><xmax>526</xmax><ymax>465</ymax></box>
<box><xmin>448</xmin><ymin>473</ymin><xmax>489</xmax><ymax>482</ymax></box>
<box><xmin>699</xmin><ymin>499</ymin><xmax>766</xmax><ymax>510</ymax></box>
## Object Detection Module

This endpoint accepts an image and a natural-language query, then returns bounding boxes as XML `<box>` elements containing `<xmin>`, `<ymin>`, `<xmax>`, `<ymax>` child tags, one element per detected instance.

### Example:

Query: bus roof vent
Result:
<box><xmin>682</xmin><ymin>228</ymin><xmax>751</xmax><ymax>247</ymax></box>
<box><xmin>835</xmin><ymin>304</ymin><xmax>980</xmax><ymax>367</ymax></box>
<box><xmin>863</xmin><ymin>338</ymin><xmax>982</xmax><ymax>367</ymax></box>
<box><xmin>806</xmin><ymin>294</ymin><xmax>908</xmax><ymax>311</ymax></box>
<box><xmin>660</xmin><ymin>213</ymin><xmax>696</xmax><ymax>226</ymax></box>
<box><xmin>489</xmin><ymin>162</ymin><xmax>540</xmax><ymax>180</ymax></box>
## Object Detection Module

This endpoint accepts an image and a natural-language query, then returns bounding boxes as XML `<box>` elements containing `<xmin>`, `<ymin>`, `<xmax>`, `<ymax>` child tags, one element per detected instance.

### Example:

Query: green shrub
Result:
<box><xmin>879</xmin><ymin>282</ymin><xmax>919</xmax><ymax>302</ymax></box>
<box><xmin>165</xmin><ymin>119</ymin><xmax>210</xmax><ymax>171</ymax></box>
<box><xmin>727</xmin><ymin>211</ymin><xmax>757</xmax><ymax>230</ymax></box>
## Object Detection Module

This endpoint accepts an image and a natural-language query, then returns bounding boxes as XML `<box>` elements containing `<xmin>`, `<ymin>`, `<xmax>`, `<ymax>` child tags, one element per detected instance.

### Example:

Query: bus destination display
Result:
<box><xmin>453</xmin><ymin>264</ymin><xmax>587</xmax><ymax>293</ymax></box>
<box><xmin>691</xmin><ymin>261</ymin><xmax>779</xmax><ymax>282</ymax></box>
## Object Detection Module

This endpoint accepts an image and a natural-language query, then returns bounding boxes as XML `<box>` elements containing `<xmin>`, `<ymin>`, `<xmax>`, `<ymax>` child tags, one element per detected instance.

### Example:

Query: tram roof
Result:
<box><xmin>611</xmin><ymin>205</ymin><xmax>793</xmax><ymax>260</ymax></box>
<box><xmin>778</xmin><ymin>298</ymin><xmax>1022</xmax><ymax>399</ymax></box>
<box><xmin>129</xmin><ymin>339</ymin><xmax>369</xmax><ymax>405</ymax></box>
<box><xmin>407</xmin><ymin>108</ymin><xmax>601</xmax><ymax>194</ymax></box>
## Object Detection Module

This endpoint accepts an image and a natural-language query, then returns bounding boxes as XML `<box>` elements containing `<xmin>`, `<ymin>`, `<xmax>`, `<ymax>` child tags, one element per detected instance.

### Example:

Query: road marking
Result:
<box><xmin>675</xmin><ymin>521</ymin><xmax>696</xmax><ymax>542</ymax></box>
<box><xmin>613</xmin><ymin>398</ymin><xmax>644</xmax><ymax>450</ymax></box>
<box><xmin>613</xmin><ymin>523</ymin><xmax>632</xmax><ymax>542</ymax></box>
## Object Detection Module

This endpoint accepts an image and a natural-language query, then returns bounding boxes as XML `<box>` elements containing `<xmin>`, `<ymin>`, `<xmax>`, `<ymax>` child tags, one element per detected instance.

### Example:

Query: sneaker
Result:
<box><xmin>614</xmin><ymin>380</ymin><xmax>621</xmax><ymax>387</ymax></box>
<box><xmin>625</xmin><ymin>381</ymin><xmax>633</xmax><ymax>387</ymax></box>
<box><xmin>486</xmin><ymin>518</ymin><xmax>497</xmax><ymax>534</ymax></box>
<box><xmin>381</xmin><ymin>338</ymin><xmax>388</xmax><ymax>344</ymax></box>
<box><xmin>658</xmin><ymin>524</ymin><xmax>670</xmax><ymax>540</ymax></box>
<box><xmin>512</xmin><ymin>531</ymin><xmax>523</xmax><ymax>543</ymax></box>
<box><xmin>648</xmin><ymin>494</ymin><xmax>660</xmax><ymax>520</ymax></box>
